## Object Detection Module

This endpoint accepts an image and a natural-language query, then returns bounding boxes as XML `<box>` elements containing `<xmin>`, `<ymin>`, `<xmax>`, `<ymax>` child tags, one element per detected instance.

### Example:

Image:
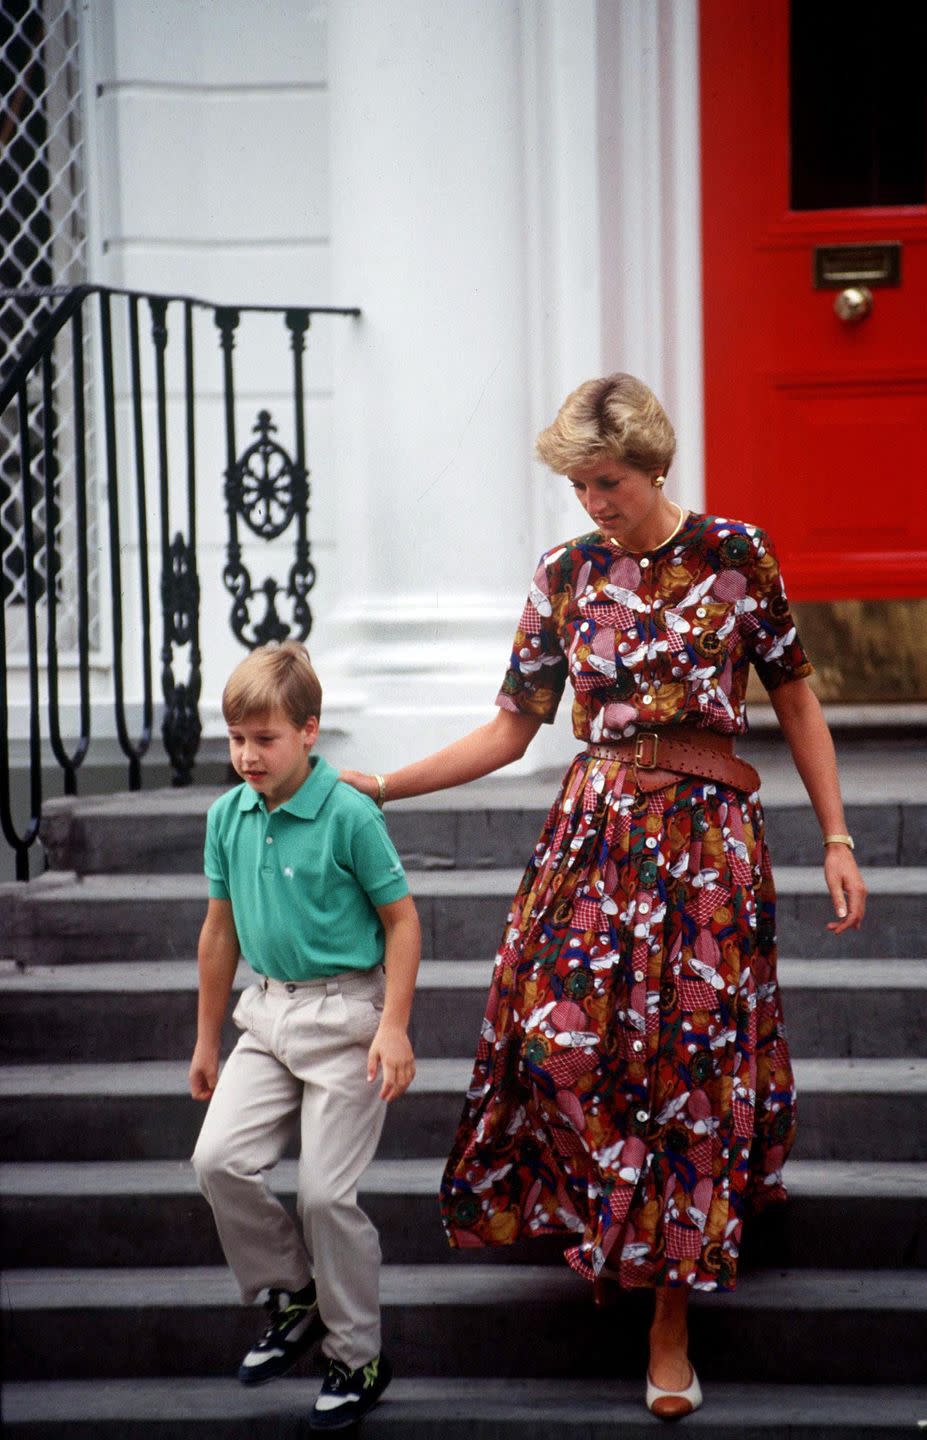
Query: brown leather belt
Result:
<box><xmin>586</xmin><ymin>727</ymin><xmax>761</xmax><ymax>794</ymax></box>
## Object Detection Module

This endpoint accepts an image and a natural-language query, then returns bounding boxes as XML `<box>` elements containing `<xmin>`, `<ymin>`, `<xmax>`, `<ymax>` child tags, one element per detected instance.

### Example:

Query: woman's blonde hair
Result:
<box><xmin>222</xmin><ymin>641</ymin><xmax>322</xmax><ymax>727</ymax></box>
<box><xmin>535</xmin><ymin>373</ymin><xmax>676</xmax><ymax>475</ymax></box>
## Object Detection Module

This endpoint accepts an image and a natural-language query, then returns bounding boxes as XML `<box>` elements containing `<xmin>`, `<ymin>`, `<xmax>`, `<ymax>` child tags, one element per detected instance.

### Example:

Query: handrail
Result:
<box><xmin>0</xmin><ymin>287</ymin><xmax>88</xmax><ymax>416</ymax></box>
<box><xmin>0</xmin><ymin>284</ymin><xmax>361</xmax><ymax>416</ymax></box>
<box><xmin>0</xmin><ymin>282</ymin><xmax>360</xmax><ymax>878</ymax></box>
<box><xmin>0</xmin><ymin>282</ymin><xmax>363</xmax><ymax>315</ymax></box>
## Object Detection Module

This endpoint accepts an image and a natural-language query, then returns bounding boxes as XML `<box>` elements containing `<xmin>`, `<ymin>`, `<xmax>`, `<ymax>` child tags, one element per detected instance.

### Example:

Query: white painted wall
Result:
<box><xmin>84</xmin><ymin>0</ymin><xmax>341</xmax><ymax>738</ymax></box>
<box><xmin>10</xmin><ymin>0</ymin><xmax>705</xmax><ymax>786</ymax></box>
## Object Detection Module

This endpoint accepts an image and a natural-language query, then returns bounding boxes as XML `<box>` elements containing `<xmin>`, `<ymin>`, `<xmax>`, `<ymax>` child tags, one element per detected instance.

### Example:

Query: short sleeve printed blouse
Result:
<box><xmin>496</xmin><ymin>512</ymin><xmax>812</xmax><ymax>740</ymax></box>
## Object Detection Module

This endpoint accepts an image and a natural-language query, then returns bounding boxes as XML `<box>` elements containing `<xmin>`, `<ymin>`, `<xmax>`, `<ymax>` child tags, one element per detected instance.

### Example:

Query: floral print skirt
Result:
<box><xmin>439</xmin><ymin>749</ymin><xmax>797</xmax><ymax>1292</ymax></box>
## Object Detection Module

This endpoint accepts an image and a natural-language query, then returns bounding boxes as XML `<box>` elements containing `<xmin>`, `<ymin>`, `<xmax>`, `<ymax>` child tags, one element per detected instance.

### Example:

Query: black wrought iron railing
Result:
<box><xmin>0</xmin><ymin>283</ymin><xmax>359</xmax><ymax>879</ymax></box>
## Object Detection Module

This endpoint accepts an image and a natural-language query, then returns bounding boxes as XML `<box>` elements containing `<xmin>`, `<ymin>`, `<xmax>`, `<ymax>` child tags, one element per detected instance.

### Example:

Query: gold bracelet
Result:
<box><xmin>373</xmin><ymin>773</ymin><xmax>388</xmax><ymax>808</ymax></box>
<box><xmin>822</xmin><ymin>833</ymin><xmax>854</xmax><ymax>850</ymax></box>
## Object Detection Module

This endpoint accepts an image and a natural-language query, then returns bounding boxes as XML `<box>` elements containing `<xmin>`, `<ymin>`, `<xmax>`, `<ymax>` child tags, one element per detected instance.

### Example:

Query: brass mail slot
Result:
<box><xmin>813</xmin><ymin>243</ymin><xmax>901</xmax><ymax>289</ymax></box>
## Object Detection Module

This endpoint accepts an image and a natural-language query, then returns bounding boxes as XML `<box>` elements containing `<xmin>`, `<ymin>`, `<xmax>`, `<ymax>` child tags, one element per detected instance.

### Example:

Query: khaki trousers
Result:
<box><xmin>192</xmin><ymin>967</ymin><xmax>387</xmax><ymax>1370</ymax></box>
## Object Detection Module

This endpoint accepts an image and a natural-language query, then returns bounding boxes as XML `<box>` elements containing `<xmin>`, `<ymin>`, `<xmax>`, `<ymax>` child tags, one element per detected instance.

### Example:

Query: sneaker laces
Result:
<box><xmin>254</xmin><ymin>1289</ymin><xmax>310</xmax><ymax>1344</ymax></box>
<box><xmin>323</xmin><ymin>1359</ymin><xmax>354</xmax><ymax>1394</ymax></box>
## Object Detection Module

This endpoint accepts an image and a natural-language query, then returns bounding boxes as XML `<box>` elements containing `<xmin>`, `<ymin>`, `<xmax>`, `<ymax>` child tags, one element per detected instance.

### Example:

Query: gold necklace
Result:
<box><xmin>607</xmin><ymin>501</ymin><xmax>687</xmax><ymax>554</ymax></box>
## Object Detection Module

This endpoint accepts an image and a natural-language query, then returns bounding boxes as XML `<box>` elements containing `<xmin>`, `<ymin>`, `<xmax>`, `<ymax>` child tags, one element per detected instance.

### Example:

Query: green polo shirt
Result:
<box><xmin>204</xmin><ymin>755</ymin><xmax>409</xmax><ymax>981</ymax></box>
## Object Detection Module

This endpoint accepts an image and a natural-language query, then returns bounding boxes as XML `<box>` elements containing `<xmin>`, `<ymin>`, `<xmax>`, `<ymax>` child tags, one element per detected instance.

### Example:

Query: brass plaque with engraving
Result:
<box><xmin>813</xmin><ymin>243</ymin><xmax>901</xmax><ymax>289</ymax></box>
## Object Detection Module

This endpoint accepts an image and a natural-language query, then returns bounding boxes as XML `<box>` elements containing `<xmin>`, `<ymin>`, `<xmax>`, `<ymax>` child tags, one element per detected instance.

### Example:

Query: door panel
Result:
<box><xmin>700</xmin><ymin>0</ymin><xmax>927</xmax><ymax>600</ymax></box>
<box><xmin>760</xmin><ymin>375</ymin><xmax>927</xmax><ymax>593</ymax></box>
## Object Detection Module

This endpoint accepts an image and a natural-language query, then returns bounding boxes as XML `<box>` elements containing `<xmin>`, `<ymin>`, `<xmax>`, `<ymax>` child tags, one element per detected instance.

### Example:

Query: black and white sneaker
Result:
<box><xmin>308</xmin><ymin>1351</ymin><xmax>392</xmax><ymax>1430</ymax></box>
<box><xmin>237</xmin><ymin>1281</ymin><xmax>325</xmax><ymax>1385</ymax></box>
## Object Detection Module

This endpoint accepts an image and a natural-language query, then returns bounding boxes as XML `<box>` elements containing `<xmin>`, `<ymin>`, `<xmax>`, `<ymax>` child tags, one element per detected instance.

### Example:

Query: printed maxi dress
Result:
<box><xmin>439</xmin><ymin>513</ymin><xmax>813</xmax><ymax>1292</ymax></box>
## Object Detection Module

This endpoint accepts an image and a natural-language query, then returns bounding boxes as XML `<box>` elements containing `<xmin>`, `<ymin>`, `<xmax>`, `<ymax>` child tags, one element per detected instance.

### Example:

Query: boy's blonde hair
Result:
<box><xmin>222</xmin><ymin>642</ymin><xmax>322</xmax><ymax>727</ymax></box>
<box><xmin>535</xmin><ymin>372</ymin><xmax>676</xmax><ymax>476</ymax></box>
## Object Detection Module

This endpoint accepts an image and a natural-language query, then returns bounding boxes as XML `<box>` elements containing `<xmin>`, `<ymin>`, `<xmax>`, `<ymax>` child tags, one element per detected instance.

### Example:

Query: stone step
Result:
<box><xmin>2</xmin><ymin>866</ymin><xmax>924</xmax><ymax>963</ymax></box>
<box><xmin>3</xmin><ymin>1265</ymin><xmax>926</xmax><ymax>1384</ymax></box>
<box><xmin>5</xmin><ymin>1377</ymin><xmax>927</xmax><ymax>1439</ymax></box>
<box><xmin>2</xmin><ymin>1158</ymin><xmax>923</xmax><ymax>1272</ymax></box>
<box><xmin>2</xmin><ymin>1057</ymin><xmax>925</xmax><ymax>1163</ymax></box>
<box><xmin>36</xmin><ymin>740</ymin><xmax>927</xmax><ymax>875</ymax></box>
<box><xmin>3</xmin><ymin>957</ymin><xmax>925</xmax><ymax>1063</ymax></box>
<box><xmin>38</xmin><ymin>795</ymin><xmax>927</xmax><ymax>874</ymax></box>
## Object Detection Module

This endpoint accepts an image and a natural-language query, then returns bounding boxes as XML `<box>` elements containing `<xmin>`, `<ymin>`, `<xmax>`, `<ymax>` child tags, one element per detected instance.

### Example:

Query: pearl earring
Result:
<box><xmin>653</xmin><ymin>475</ymin><xmax>665</xmax><ymax>489</ymax></box>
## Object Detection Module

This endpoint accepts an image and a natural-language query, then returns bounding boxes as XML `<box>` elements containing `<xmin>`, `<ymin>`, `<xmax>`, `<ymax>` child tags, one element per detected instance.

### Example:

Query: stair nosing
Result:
<box><xmin>1</xmin><ymin>956</ymin><xmax>924</xmax><ymax>992</ymax></box>
<box><xmin>4</xmin><ymin>1376</ymin><xmax>927</xmax><ymax>1427</ymax></box>
<box><xmin>4</xmin><ymin>1264</ymin><xmax>927</xmax><ymax>1310</ymax></box>
<box><xmin>2</xmin><ymin>1055</ymin><xmax>925</xmax><ymax>1096</ymax></box>
<box><xmin>2</xmin><ymin>1155</ymin><xmax>925</xmax><ymax>1199</ymax></box>
<box><xmin>9</xmin><ymin>866</ymin><xmax>927</xmax><ymax>900</ymax></box>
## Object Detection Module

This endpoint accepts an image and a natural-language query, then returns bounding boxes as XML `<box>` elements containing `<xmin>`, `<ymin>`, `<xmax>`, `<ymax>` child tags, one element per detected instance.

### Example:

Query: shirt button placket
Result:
<box><xmin>637</xmin><ymin>555</ymin><xmax>654</xmax><ymax>711</ymax></box>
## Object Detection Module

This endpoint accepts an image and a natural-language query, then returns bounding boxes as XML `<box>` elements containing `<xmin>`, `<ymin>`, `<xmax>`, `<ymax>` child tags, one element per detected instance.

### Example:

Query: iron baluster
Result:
<box><xmin>0</xmin><ymin>386</ymin><xmax>44</xmax><ymax>879</ymax></box>
<box><xmin>70</xmin><ymin>307</ymin><xmax>93</xmax><ymax>791</ymax></box>
<box><xmin>285</xmin><ymin>309</ymin><xmax>316</xmax><ymax>640</ymax></box>
<box><xmin>129</xmin><ymin>296</ymin><xmax>155</xmax><ymax>773</ymax></box>
<box><xmin>100</xmin><ymin>290</ymin><xmax>152</xmax><ymax>790</ymax></box>
<box><xmin>216</xmin><ymin>306</ymin><xmax>252</xmax><ymax>643</ymax></box>
<box><xmin>42</xmin><ymin>339</ymin><xmax>88</xmax><ymax>796</ymax></box>
<box><xmin>158</xmin><ymin>299</ymin><xmax>202</xmax><ymax>786</ymax></box>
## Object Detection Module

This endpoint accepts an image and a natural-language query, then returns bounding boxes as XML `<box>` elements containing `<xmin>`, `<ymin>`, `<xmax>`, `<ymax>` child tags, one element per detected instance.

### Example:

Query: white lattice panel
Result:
<box><xmin>1</xmin><ymin>0</ymin><xmax>98</xmax><ymax>655</ymax></box>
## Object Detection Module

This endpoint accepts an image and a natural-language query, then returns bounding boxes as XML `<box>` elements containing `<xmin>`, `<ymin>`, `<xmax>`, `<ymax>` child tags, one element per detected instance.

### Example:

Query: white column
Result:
<box><xmin>321</xmin><ymin>0</ymin><xmax>605</xmax><ymax>769</ymax></box>
<box><xmin>322</xmin><ymin>0</ymin><xmax>556</xmax><ymax>765</ymax></box>
<box><xmin>597</xmin><ymin>0</ymin><xmax>704</xmax><ymax>513</ymax></box>
<box><xmin>521</xmin><ymin>0</ymin><xmax>603</xmax><ymax>548</ymax></box>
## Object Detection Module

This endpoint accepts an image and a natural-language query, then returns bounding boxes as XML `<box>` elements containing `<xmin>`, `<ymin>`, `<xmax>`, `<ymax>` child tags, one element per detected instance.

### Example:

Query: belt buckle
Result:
<box><xmin>634</xmin><ymin>731</ymin><xmax>659</xmax><ymax>770</ymax></box>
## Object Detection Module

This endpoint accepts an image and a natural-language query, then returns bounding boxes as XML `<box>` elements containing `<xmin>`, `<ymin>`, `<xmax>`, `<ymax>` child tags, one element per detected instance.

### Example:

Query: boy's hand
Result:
<box><xmin>367</xmin><ymin>1022</ymin><xmax>416</xmax><ymax>1102</ymax></box>
<box><xmin>189</xmin><ymin>1040</ymin><xmax>220</xmax><ymax>1101</ymax></box>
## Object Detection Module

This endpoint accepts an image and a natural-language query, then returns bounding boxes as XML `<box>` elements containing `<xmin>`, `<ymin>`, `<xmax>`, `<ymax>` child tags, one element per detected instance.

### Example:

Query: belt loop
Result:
<box><xmin>325</xmin><ymin>978</ymin><xmax>340</xmax><ymax>996</ymax></box>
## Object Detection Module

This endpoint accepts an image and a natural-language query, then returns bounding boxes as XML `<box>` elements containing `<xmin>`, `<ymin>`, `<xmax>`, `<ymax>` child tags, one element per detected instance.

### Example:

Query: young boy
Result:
<box><xmin>190</xmin><ymin>642</ymin><xmax>420</xmax><ymax>1431</ymax></box>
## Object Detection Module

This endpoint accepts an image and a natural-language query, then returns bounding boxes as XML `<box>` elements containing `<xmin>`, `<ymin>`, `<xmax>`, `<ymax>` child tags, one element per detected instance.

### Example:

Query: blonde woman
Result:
<box><xmin>343</xmin><ymin>374</ymin><xmax>865</xmax><ymax>1418</ymax></box>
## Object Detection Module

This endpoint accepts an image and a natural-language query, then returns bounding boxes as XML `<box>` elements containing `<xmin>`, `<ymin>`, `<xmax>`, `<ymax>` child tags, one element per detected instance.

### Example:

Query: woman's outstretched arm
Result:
<box><xmin>341</xmin><ymin>708</ymin><xmax>543</xmax><ymax>802</ymax></box>
<box><xmin>768</xmin><ymin>676</ymin><xmax>867</xmax><ymax>934</ymax></box>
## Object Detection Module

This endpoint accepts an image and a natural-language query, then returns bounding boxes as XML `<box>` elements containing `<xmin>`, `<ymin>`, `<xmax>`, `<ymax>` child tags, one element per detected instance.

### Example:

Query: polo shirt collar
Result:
<box><xmin>236</xmin><ymin>754</ymin><xmax>338</xmax><ymax>819</ymax></box>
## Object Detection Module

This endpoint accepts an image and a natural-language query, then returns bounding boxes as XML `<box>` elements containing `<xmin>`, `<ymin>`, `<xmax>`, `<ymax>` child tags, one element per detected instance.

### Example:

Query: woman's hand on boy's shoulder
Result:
<box><xmin>340</xmin><ymin>768</ymin><xmax>378</xmax><ymax>801</ymax></box>
<box><xmin>367</xmin><ymin>1022</ymin><xmax>416</xmax><ymax>1102</ymax></box>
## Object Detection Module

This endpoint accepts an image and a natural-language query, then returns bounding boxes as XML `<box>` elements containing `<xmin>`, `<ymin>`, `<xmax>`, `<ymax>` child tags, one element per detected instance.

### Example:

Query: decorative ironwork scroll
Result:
<box><xmin>161</xmin><ymin>533</ymin><xmax>202</xmax><ymax>783</ymax></box>
<box><xmin>218</xmin><ymin>307</ymin><xmax>316</xmax><ymax>650</ymax></box>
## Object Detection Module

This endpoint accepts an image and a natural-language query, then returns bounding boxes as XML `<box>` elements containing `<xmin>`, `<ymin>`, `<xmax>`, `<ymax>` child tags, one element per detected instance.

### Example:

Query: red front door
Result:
<box><xmin>700</xmin><ymin>1</ymin><xmax>927</xmax><ymax>600</ymax></box>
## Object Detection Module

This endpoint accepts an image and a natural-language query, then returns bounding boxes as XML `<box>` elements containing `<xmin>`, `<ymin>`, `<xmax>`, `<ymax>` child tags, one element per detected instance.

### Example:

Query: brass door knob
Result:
<box><xmin>834</xmin><ymin>286</ymin><xmax>873</xmax><ymax>323</ymax></box>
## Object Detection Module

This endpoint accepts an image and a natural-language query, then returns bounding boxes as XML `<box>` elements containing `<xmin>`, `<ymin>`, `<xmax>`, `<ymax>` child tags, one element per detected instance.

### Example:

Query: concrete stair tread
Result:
<box><xmin>2</xmin><ymin>956</ymin><xmax>925</xmax><ymax>992</ymax></box>
<box><xmin>0</xmin><ymin>957</ymin><xmax>494</xmax><ymax>992</ymax></box>
<box><xmin>3</xmin><ymin>1055</ymin><xmax>926</xmax><ymax>1096</ymax></box>
<box><xmin>6</xmin><ymin>1264</ymin><xmax>927</xmax><ymax>1311</ymax></box>
<box><xmin>9</xmin><ymin>866</ymin><xmax>927</xmax><ymax>901</ymax></box>
<box><xmin>4</xmin><ymin>870</ymin><xmax>920</xmax><ymax>964</ymax></box>
<box><xmin>3</xmin><ymin>1155</ymin><xmax>925</xmax><ymax>1199</ymax></box>
<box><xmin>5</xmin><ymin>1376</ymin><xmax>927</xmax><ymax>1431</ymax></box>
<box><xmin>36</xmin><ymin>737</ymin><xmax>927</xmax><ymax>809</ymax></box>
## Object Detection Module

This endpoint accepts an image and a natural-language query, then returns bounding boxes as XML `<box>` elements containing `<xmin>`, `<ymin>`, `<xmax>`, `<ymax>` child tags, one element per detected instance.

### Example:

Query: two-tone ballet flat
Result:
<box><xmin>645</xmin><ymin>1365</ymin><xmax>703</xmax><ymax>1420</ymax></box>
